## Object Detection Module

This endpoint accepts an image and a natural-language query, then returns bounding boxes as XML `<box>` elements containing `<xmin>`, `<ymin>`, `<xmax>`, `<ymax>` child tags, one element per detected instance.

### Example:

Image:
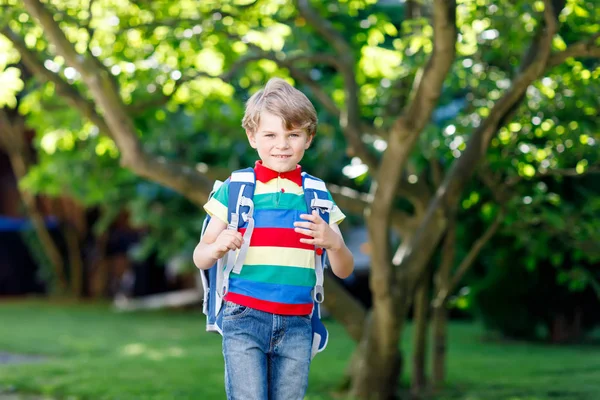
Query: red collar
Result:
<box><xmin>254</xmin><ymin>161</ymin><xmax>303</xmax><ymax>186</ymax></box>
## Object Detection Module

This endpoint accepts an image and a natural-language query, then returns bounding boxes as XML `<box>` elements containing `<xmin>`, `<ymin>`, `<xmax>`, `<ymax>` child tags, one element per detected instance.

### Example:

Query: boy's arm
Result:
<box><xmin>325</xmin><ymin>223</ymin><xmax>354</xmax><ymax>279</ymax></box>
<box><xmin>193</xmin><ymin>218</ymin><xmax>242</xmax><ymax>270</ymax></box>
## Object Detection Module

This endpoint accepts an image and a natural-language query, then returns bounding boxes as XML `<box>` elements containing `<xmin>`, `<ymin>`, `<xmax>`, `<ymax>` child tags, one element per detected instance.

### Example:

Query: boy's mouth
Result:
<box><xmin>273</xmin><ymin>155</ymin><xmax>292</xmax><ymax>159</ymax></box>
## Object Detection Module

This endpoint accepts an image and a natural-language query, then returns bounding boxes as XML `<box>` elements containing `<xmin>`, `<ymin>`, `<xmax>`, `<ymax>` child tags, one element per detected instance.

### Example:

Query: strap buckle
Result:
<box><xmin>313</xmin><ymin>285</ymin><xmax>324</xmax><ymax>303</ymax></box>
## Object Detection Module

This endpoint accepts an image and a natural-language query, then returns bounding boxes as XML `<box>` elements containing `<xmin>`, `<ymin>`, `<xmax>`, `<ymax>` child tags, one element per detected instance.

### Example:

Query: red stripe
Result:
<box><xmin>225</xmin><ymin>292</ymin><xmax>313</xmax><ymax>316</ymax></box>
<box><xmin>239</xmin><ymin>227</ymin><xmax>315</xmax><ymax>250</ymax></box>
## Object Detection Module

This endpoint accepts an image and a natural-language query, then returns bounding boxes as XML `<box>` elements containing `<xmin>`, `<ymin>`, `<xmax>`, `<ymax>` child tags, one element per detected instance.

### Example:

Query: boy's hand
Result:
<box><xmin>211</xmin><ymin>230</ymin><xmax>243</xmax><ymax>260</ymax></box>
<box><xmin>294</xmin><ymin>210</ymin><xmax>343</xmax><ymax>251</ymax></box>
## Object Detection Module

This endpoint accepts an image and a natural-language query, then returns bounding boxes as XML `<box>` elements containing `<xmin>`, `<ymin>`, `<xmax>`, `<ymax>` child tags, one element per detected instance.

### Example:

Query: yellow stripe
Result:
<box><xmin>204</xmin><ymin>198</ymin><xmax>228</xmax><ymax>224</ymax></box>
<box><xmin>243</xmin><ymin>246</ymin><xmax>315</xmax><ymax>269</ymax></box>
<box><xmin>254</xmin><ymin>180</ymin><xmax>303</xmax><ymax>195</ymax></box>
<box><xmin>330</xmin><ymin>206</ymin><xmax>346</xmax><ymax>225</ymax></box>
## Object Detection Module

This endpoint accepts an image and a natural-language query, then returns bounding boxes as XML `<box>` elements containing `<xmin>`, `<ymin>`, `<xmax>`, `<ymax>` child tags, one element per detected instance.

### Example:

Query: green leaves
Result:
<box><xmin>0</xmin><ymin>36</ymin><xmax>23</xmax><ymax>107</ymax></box>
<box><xmin>4</xmin><ymin>0</ymin><xmax>599</xmax><ymax>279</ymax></box>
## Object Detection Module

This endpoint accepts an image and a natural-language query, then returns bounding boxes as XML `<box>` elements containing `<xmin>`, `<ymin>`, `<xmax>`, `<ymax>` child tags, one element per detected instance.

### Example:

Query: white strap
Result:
<box><xmin>313</xmin><ymin>250</ymin><xmax>324</xmax><ymax>303</ymax></box>
<box><xmin>228</xmin><ymin>184</ymin><xmax>246</xmax><ymax>230</ymax></box>
<box><xmin>239</xmin><ymin>197</ymin><xmax>254</xmax><ymax>223</ymax></box>
<box><xmin>222</xmin><ymin>194</ymin><xmax>255</xmax><ymax>294</ymax></box>
<box><xmin>230</xmin><ymin>171</ymin><xmax>255</xmax><ymax>183</ymax></box>
<box><xmin>311</xmin><ymin>197</ymin><xmax>333</xmax><ymax>212</ymax></box>
<box><xmin>214</xmin><ymin>257</ymin><xmax>226</xmax><ymax>315</ymax></box>
<box><xmin>200</xmin><ymin>270</ymin><xmax>209</xmax><ymax>315</ymax></box>
<box><xmin>311</xmin><ymin>332</ymin><xmax>321</xmax><ymax>360</ymax></box>
<box><xmin>303</xmin><ymin>177</ymin><xmax>327</xmax><ymax>191</ymax></box>
<box><xmin>233</xmin><ymin>216</ymin><xmax>254</xmax><ymax>274</ymax></box>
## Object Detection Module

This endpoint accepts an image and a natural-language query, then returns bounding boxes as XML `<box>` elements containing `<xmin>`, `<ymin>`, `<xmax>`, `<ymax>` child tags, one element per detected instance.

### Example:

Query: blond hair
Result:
<box><xmin>242</xmin><ymin>78</ymin><xmax>317</xmax><ymax>136</ymax></box>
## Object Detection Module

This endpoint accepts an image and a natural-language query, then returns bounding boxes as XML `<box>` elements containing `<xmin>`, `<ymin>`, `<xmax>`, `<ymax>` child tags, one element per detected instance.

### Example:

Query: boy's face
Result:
<box><xmin>247</xmin><ymin>111</ymin><xmax>313</xmax><ymax>173</ymax></box>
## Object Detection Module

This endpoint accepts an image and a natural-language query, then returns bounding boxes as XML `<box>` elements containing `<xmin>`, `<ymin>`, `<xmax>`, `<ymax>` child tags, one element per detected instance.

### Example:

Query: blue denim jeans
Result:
<box><xmin>222</xmin><ymin>301</ymin><xmax>312</xmax><ymax>400</ymax></box>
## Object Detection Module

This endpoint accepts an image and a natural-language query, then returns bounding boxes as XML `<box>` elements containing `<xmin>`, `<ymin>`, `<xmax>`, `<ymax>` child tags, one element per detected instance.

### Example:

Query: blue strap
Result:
<box><xmin>227</xmin><ymin>168</ymin><xmax>256</xmax><ymax>229</ymax></box>
<box><xmin>301</xmin><ymin>172</ymin><xmax>332</xmax><ymax>224</ymax></box>
<box><xmin>222</xmin><ymin>168</ymin><xmax>256</xmax><ymax>296</ymax></box>
<box><xmin>301</xmin><ymin>172</ymin><xmax>332</xmax><ymax>359</ymax></box>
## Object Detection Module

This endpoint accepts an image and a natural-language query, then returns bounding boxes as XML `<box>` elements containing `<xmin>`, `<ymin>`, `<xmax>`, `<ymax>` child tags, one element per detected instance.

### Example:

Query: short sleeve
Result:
<box><xmin>203</xmin><ymin>180</ymin><xmax>229</xmax><ymax>224</ymax></box>
<box><xmin>326</xmin><ymin>191</ymin><xmax>346</xmax><ymax>225</ymax></box>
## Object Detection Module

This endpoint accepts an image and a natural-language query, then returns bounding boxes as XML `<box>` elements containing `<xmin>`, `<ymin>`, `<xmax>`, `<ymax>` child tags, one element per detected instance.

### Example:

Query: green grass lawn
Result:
<box><xmin>0</xmin><ymin>300</ymin><xmax>599</xmax><ymax>400</ymax></box>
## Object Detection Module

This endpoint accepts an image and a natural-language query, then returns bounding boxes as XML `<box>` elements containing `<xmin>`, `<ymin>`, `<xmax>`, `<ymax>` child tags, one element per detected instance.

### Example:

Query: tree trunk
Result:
<box><xmin>411</xmin><ymin>275</ymin><xmax>430</xmax><ymax>397</ymax></box>
<box><xmin>431</xmin><ymin>220</ymin><xmax>456</xmax><ymax>390</ymax></box>
<box><xmin>11</xmin><ymin>153</ymin><xmax>68</xmax><ymax>292</ymax></box>
<box><xmin>431</xmin><ymin>302</ymin><xmax>448</xmax><ymax>391</ymax></box>
<box><xmin>64</xmin><ymin>224</ymin><xmax>84</xmax><ymax>297</ymax></box>
<box><xmin>89</xmin><ymin>232</ymin><xmax>110</xmax><ymax>298</ymax></box>
<box><xmin>55</xmin><ymin>198</ymin><xmax>87</xmax><ymax>298</ymax></box>
<box><xmin>0</xmin><ymin>109</ymin><xmax>68</xmax><ymax>293</ymax></box>
<box><xmin>350</xmin><ymin>310</ymin><xmax>403</xmax><ymax>400</ymax></box>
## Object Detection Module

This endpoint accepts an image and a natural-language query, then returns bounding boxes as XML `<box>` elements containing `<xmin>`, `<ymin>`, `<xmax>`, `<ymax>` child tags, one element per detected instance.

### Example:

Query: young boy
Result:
<box><xmin>193</xmin><ymin>78</ymin><xmax>354</xmax><ymax>400</ymax></box>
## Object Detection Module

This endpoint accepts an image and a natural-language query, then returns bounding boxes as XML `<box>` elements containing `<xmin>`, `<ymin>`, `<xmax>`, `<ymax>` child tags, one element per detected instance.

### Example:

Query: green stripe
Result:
<box><xmin>233</xmin><ymin>265</ymin><xmax>316</xmax><ymax>287</ymax></box>
<box><xmin>212</xmin><ymin>182</ymin><xmax>229</xmax><ymax>206</ymax></box>
<box><xmin>254</xmin><ymin>193</ymin><xmax>307</xmax><ymax>211</ymax></box>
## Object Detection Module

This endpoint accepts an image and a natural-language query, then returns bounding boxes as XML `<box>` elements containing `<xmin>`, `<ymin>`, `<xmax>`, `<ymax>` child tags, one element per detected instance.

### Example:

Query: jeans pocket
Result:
<box><xmin>223</xmin><ymin>301</ymin><xmax>251</xmax><ymax>320</ymax></box>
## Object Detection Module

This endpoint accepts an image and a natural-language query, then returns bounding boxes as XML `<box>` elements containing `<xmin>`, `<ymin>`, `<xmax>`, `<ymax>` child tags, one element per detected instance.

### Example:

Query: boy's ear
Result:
<box><xmin>246</xmin><ymin>130</ymin><xmax>258</xmax><ymax>149</ymax></box>
<box><xmin>305</xmin><ymin>134</ymin><xmax>314</xmax><ymax>149</ymax></box>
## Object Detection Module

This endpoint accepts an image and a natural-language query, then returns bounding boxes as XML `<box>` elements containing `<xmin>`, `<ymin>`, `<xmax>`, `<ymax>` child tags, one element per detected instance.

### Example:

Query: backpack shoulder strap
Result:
<box><xmin>301</xmin><ymin>172</ymin><xmax>333</xmax><ymax>305</ymax></box>
<box><xmin>301</xmin><ymin>172</ymin><xmax>332</xmax><ymax>359</ymax></box>
<box><xmin>301</xmin><ymin>172</ymin><xmax>333</xmax><ymax>225</ymax></box>
<box><xmin>227</xmin><ymin>168</ymin><xmax>256</xmax><ymax>230</ymax></box>
<box><xmin>222</xmin><ymin>168</ymin><xmax>256</xmax><ymax>297</ymax></box>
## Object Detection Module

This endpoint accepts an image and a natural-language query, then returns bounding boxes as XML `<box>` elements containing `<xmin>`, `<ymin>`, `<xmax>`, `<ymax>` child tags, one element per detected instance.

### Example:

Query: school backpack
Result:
<box><xmin>199</xmin><ymin>167</ymin><xmax>333</xmax><ymax>359</ymax></box>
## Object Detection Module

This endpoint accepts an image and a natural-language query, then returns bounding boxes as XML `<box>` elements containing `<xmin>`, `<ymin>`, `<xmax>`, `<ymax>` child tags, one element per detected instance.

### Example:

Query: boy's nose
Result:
<box><xmin>276</xmin><ymin>138</ymin><xmax>290</xmax><ymax>148</ymax></box>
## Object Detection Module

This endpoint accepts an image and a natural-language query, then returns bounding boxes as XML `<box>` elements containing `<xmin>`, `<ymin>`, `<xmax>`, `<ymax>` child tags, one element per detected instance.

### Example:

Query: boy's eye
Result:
<box><xmin>290</xmin><ymin>134</ymin><xmax>300</xmax><ymax>138</ymax></box>
<box><xmin>265</xmin><ymin>134</ymin><xmax>275</xmax><ymax>138</ymax></box>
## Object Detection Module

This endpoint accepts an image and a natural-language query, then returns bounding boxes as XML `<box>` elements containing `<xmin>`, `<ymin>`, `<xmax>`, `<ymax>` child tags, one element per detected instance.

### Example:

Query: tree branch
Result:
<box><xmin>433</xmin><ymin>207</ymin><xmax>505</xmax><ymax>308</ymax></box>
<box><xmin>396</xmin><ymin>0</ymin><xmax>563</xmax><ymax>298</ymax></box>
<box><xmin>324</xmin><ymin>269</ymin><xmax>367</xmax><ymax>342</ymax></box>
<box><xmin>401</xmin><ymin>0</ymin><xmax>457</xmax><ymax>133</ymax></box>
<box><xmin>2</xmin><ymin>26</ymin><xmax>112</xmax><ymax>139</ymax></box>
<box><xmin>22</xmin><ymin>0</ymin><xmax>214</xmax><ymax>206</ymax></box>
<box><xmin>371</xmin><ymin>0</ymin><xmax>457</xmax><ymax>297</ymax></box>
<box><xmin>327</xmin><ymin>183</ymin><xmax>418</xmax><ymax>238</ymax></box>
<box><xmin>127</xmin><ymin>53</ymin><xmax>266</xmax><ymax>114</ymax></box>
<box><xmin>129</xmin><ymin>51</ymin><xmax>343</xmax><ymax>117</ymax></box>
<box><xmin>293</xmin><ymin>0</ymin><xmax>353</xmax><ymax>56</ymax></box>
<box><xmin>293</xmin><ymin>0</ymin><xmax>378</xmax><ymax>170</ymax></box>
<box><xmin>435</xmin><ymin>164</ymin><xmax>600</xmax><ymax>308</ymax></box>
<box><xmin>498</xmin><ymin>164</ymin><xmax>600</xmax><ymax>188</ymax></box>
<box><xmin>84</xmin><ymin>0</ymin><xmax>96</xmax><ymax>46</ymax></box>
<box><xmin>547</xmin><ymin>33</ymin><xmax>600</xmax><ymax>68</ymax></box>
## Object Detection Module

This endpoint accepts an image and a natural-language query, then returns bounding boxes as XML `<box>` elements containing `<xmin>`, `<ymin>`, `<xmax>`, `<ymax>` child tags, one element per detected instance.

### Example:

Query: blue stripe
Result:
<box><xmin>251</xmin><ymin>209</ymin><xmax>303</xmax><ymax>229</ymax></box>
<box><xmin>228</xmin><ymin>278</ymin><xmax>313</xmax><ymax>305</ymax></box>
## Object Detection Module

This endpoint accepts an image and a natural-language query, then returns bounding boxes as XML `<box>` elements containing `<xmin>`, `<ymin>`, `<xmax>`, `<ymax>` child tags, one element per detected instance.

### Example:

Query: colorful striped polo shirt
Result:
<box><xmin>203</xmin><ymin>161</ymin><xmax>345</xmax><ymax>315</ymax></box>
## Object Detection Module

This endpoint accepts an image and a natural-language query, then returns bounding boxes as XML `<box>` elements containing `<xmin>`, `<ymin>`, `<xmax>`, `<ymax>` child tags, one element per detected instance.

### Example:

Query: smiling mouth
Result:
<box><xmin>273</xmin><ymin>155</ymin><xmax>291</xmax><ymax>158</ymax></box>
